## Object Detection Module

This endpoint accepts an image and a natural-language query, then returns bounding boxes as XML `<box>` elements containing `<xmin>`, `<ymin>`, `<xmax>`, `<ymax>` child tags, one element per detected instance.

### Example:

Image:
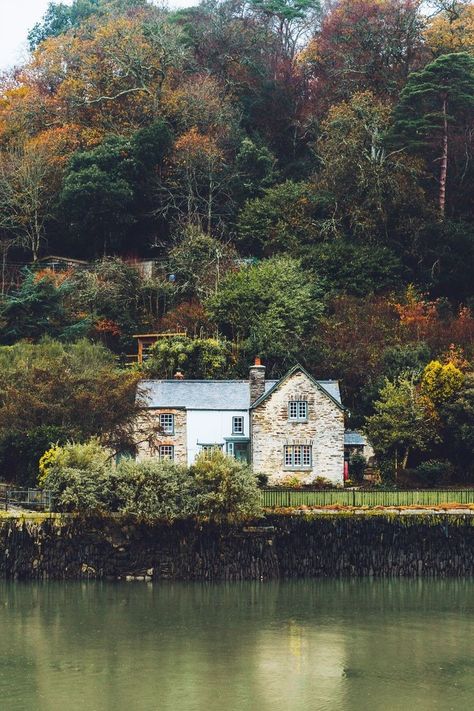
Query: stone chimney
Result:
<box><xmin>249</xmin><ymin>357</ymin><xmax>265</xmax><ymax>404</ymax></box>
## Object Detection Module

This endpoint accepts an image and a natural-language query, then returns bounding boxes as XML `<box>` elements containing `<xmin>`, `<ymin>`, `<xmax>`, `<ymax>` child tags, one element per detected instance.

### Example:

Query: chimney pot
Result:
<box><xmin>174</xmin><ymin>369</ymin><xmax>184</xmax><ymax>380</ymax></box>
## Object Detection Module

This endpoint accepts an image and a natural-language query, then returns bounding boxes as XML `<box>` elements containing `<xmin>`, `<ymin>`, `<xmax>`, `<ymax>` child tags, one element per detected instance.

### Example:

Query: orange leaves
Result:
<box><xmin>93</xmin><ymin>319</ymin><xmax>122</xmax><ymax>337</ymax></box>
<box><xmin>394</xmin><ymin>287</ymin><xmax>474</xmax><ymax>355</ymax></box>
<box><xmin>174</xmin><ymin>127</ymin><xmax>224</xmax><ymax>167</ymax></box>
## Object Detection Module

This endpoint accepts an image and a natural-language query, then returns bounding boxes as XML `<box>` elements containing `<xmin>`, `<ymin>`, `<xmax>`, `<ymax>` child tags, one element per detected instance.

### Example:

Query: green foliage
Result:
<box><xmin>69</xmin><ymin>257</ymin><xmax>141</xmax><ymax>347</ymax></box>
<box><xmin>28</xmin><ymin>0</ymin><xmax>101</xmax><ymax>50</ymax></box>
<box><xmin>392</xmin><ymin>53</ymin><xmax>474</xmax><ymax>153</ymax></box>
<box><xmin>442</xmin><ymin>373</ymin><xmax>474</xmax><ymax>478</ymax></box>
<box><xmin>190</xmin><ymin>449</ymin><xmax>262</xmax><ymax>522</ymax></box>
<box><xmin>206</xmin><ymin>256</ymin><xmax>324</xmax><ymax>372</ymax></box>
<box><xmin>0</xmin><ymin>339</ymin><xmax>140</xmax><ymax>482</ymax></box>
<box><xmin>413</xmin><ymin>460</ymin><xmax>451</xmax><ymax>487</ymax></box>
<box><xmin>38</xmin><ymin>438</ymin><xmax>111</xmax><ymax>487</ymax></box>
<box><xmin>113</xmin><ymin>458</ymin><xmax>197</xmax><ymax>519</ymax></box>
<box><xmin>39</xmin><ymin>438</ymin><xmax>113</xmax><ymax>512</ymax></box>
<box><xmin>60</xmin><ymin>137</ymin><xmax>137</xmax><ymax>255</ymax></box>
<box><xmin>237</xmin><ymin>181</ymin><xmax>326</xmax><ymax>255</ymax></box>
<box><xmin>302</xmin><ymin>241</ymin><xmax>402</xmax><ymax>296</ymax></box>
<box><xmin>39</xmin><ymin>442</ymin><xmax>261</xmax><ymax>520</ymax></box>
<box><xmin>0</xmin><ymin>425</ymin><xmax>69</xmax><ymax>487</ymax></box>
<box><xmin>168</xmin><ymin>228</ymin><xmax>237</xmax><ymax>300</ymax></box>
<box><xmin>142</xmin><ymin>336</ymin><xmax>232</xmax><ymax>379</ymax></box>
<box><xmin>0</xmin><ymin>271</ymin><xmax>89</xmax><ymax>344</ymax></box>
<box><xmin>233</xmin><ymin>137</ymin><xmax>278</xmax><ymax>202</ymax></box>
<box><xmin>366</xmin><ymin>377</ymin><xmax>439</xmax><ymax>470</ymax></box>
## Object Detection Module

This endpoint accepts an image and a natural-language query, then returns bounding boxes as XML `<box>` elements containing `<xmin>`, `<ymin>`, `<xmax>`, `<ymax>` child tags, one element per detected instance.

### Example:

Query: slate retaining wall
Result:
<box><xmin>1</xmin><ymin>514</ymin><xmax>474</xmax><ymax>581</ymax></box>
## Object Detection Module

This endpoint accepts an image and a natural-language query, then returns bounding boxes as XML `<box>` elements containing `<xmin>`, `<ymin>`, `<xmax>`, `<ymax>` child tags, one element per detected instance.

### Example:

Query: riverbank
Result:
<box><xmin>2</xmin><ymin>513</ymin><xmax>474</xmax><ymax>580</ymax></box>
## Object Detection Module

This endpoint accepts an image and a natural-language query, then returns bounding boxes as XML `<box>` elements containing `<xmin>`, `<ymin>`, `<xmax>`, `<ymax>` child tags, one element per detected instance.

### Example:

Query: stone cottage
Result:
<box><xmin>137</xmin><ymin>360</ymin><xmax>346</xmax><ymax>486</ymax></box>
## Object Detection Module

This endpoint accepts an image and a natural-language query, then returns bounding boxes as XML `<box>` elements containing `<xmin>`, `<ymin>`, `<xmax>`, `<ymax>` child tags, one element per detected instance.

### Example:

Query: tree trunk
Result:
<box><xmin>439</xmin><ymin>96</ymin><xmax>448</xmax><ymax>218</ymax></box>
<box><xmin>402</xmin><ymin>447</ymin><xmax>410</xmax><ymax>470</ymax></box>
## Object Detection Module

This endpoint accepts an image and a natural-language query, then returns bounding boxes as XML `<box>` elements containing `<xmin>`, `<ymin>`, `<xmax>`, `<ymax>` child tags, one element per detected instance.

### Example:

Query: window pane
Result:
<box><xmin>160</xmin><ymin>414</ymin><xmax>174</xmax><ymax>434</ymax></box>
<box><xmin>284</xmin><ymin>446</ymin><xmax>293</xmax><ymax>466</ymax></box>
<box><xmin>232</xmin><ymin>416</ymin><xmax>244</xmax><ymax>434</ymax></box>
<box><xmin>298</xmin><ymin>402</ymin><xmax>307</xmax><ymax>419</ymax></box>
<box><xmin>293</xmin><ymin>446</ymin><xmax>302</xmax><ymax>466</ymax></box>
<box><xmin>302</xmin><ymin>445</ymin><xmax>311</xmax><ymax>467</ymax></box>
<box><xmin>288</xmin><ymin>402</ymin><xmax>298</xmax><ymax>419</ymax></box>
<box><xmin>159</xmin><ymin>445</ymin><xmax>174</xmax><ymax>460</ymax></box>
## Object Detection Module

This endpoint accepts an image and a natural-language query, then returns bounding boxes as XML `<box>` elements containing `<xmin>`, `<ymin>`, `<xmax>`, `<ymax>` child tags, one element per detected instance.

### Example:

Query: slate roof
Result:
<box><xmin>344</xmin><ymin>430</ymin><xmax>366</xmax><ymax>446</ymax></box>
<box><xmin>139</xmin><ymin>378</ymin><xmax>341</xmax><ymax>410</ymax></box>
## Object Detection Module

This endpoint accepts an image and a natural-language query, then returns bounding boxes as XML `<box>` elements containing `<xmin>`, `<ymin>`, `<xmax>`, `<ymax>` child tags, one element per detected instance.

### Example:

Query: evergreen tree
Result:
<box><xmin>391</xmin><ymin>52</ymin><xmax>474</xmax><ymax>216</ymax></box>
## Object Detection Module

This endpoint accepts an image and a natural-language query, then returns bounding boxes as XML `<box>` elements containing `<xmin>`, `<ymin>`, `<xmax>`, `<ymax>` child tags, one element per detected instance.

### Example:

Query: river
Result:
<box><xmin>0</xmin><ymin>579</ymin><xmax>474</xmax><ymax>710</ymax></box>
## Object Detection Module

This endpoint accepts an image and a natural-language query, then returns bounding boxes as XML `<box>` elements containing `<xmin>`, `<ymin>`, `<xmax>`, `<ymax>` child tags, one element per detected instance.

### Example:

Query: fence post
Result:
<box><xmin>352</xmin><ymin>489</ymin><xmax>356</xmax><ymax>507</ymax></box>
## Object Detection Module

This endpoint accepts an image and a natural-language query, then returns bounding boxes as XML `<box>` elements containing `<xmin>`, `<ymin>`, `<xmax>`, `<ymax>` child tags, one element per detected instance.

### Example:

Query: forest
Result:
<box><xmin>0</xmin><ymin>0</ymin><xmax>473</xmax><ymax>484</ymax></box>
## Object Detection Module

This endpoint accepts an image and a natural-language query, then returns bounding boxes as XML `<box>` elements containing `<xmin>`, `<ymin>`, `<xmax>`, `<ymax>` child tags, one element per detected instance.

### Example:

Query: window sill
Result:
<box><xmin>283</xmin><ymin>466</ymin><xmax>313</xmax><ymax>471</ymax></box>
<box><xmin>288</xmin><ymin>419</ymin><xmax>308</xmax><ymax>423</ymax></box>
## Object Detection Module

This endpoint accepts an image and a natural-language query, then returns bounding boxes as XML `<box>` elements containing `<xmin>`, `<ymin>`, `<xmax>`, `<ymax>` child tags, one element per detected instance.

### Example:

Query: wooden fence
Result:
<box><xmin>261</xmin><ymin>488</ymin><xmax>474</xmax><ymax>508</ymax></box>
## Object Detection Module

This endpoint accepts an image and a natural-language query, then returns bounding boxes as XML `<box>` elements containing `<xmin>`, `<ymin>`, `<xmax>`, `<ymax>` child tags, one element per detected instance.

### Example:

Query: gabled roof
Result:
<box><xmin>138</xmin><ymin>379</ymin><xmax>278</xmax><ymax>410</ymax></box>
<box><xmin>250</xmin><ymin>364</ymin><xmax>345</xmax><ymax>411</ymax></box>
<box><xmin>138</xmin><ymin>369</ymin><xmax>343</xmax><ymax>411</ymax></box>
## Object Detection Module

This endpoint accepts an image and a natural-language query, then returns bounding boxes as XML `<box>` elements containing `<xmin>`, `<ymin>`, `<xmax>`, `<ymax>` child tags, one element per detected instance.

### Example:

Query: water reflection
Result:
<box><xmin>0</xmin><ymin>579</ymin><xmax>473</xmax><ymax>711</ymax></box>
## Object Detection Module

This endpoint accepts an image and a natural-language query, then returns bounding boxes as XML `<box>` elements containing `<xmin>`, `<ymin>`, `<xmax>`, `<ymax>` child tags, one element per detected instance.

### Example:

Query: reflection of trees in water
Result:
<box><xmin>1</xmin><ymin>580</ymin><xmax>474</xmax><ymax>711</ymax></box>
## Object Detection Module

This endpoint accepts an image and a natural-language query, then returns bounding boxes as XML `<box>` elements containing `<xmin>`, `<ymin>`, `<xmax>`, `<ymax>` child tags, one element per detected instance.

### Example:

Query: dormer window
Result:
<box><xmin>288</xmin><ymin>400</ymin><xmax>308</xmax><ymax>422</ymax></box>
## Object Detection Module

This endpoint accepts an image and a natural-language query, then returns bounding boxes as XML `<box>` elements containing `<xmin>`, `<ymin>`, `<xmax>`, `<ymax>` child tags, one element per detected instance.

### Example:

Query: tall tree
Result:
<box><xmin>391</xmin><ymin>52</ymin><xmax>474</xmax><ymax>216</ymax></box>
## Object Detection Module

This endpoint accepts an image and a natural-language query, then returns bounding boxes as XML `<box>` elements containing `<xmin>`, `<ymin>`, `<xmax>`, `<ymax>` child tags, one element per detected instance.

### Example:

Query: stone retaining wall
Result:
<box><xmin>1</xmin><ymin>514</ymin><xmax>474</xmax><ymax>581</ymax></box>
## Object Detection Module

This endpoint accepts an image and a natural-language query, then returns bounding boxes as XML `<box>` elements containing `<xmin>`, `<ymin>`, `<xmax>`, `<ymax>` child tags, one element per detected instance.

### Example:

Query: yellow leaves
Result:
<box><xmin>421</xmin><ymin>360</ymin><xmax>465</xmax><ymax>407</ymax></box>
<box><xmin>38</xmin><ymin>444</ymin><xmax>61</xmax><ymax>488</ymax></box>
<box><xmin>424</xmin><ymin>5</ymin><xmax>474</xmax><ymax>56</ymax></box>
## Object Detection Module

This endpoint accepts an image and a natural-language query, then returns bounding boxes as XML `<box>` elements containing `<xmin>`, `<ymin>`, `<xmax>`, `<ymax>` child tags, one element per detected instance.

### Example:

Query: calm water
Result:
<box><xmin>1</xmin><ymin>579</ymin><xmax>474</xmax><ymax>711</ymax></box>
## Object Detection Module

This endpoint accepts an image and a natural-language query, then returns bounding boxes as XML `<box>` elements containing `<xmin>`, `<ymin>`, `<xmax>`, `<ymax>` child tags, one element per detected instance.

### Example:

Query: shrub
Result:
<box><xmin>43</xmin><ymin>466</ymin><xmax>115</xmax><ymax>513</ymax></box>
<box><xmin>277</xmin><ymin>475</ymin><xmax>302</xmax><ymax>489</ymax></box>
<box><xmin>39</xmin><ymin>439</ymin><xmax>114</xmax><ymax>512</ymax></box>
<box><xmin>414</xmin><ymin>460</ymin><xmax>451</xmax><ymax>487</ymax></box>
<box><xmin>39</xmin><ymin>438</ymin><xmax>111</xmax><ymax>487</ymax></box>
<box><xmin>311</xmin><ymin>476</ymin><xmax>334</xmax><ymax>490</ymax></box>
<box><xmin>190</xmin><ymin>449</ymin><xmax>262</xmax><ymax>521</ymax></box>
<box><xmin>113</xmin><ymin>458</ymin><xmax>197</xmax><ymax>520</ymax></box>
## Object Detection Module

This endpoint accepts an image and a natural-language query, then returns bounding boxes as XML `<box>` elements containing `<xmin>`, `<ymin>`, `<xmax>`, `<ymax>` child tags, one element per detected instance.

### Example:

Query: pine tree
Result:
<box><xmin>391</xmin><ymin>52</ymin><xmax>474</xmax><ymax>216</ymax></box>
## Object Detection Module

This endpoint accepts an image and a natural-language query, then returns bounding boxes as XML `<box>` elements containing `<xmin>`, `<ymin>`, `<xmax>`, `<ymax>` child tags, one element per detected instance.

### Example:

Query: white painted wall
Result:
<box><xmin>186</xmin><ymin>410</ymin><xmax>249</xmax><ymax>465</ymax></box>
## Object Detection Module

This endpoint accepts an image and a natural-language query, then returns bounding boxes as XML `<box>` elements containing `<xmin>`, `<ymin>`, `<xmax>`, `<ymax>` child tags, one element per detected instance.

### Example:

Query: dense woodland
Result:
<box><xmin>0</xmin><ymin>0</ymin><xmax>474</xmax><ymax>484</ymax></box>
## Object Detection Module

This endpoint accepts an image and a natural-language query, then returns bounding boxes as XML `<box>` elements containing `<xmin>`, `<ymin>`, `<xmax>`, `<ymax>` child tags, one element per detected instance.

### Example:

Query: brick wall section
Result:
<box><xmin>251</xmin><ymin>371</ymin><xmax>344</xmax><ymax>485</ymax></box>
<box><xmin>136</xmin><ymin>408</ymin><xmax>187</xmax><ymax>465</ymax></box>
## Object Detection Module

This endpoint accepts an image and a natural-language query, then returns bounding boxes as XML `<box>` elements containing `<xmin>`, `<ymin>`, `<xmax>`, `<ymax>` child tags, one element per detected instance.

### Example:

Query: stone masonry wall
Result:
<box><xmin>2</xmin><ymin>514</ymin><xmax>474</xmax><ymax>581</ymax></box>
<box><xmin>251</xmin><ymin>371</ymin><xmax>344</xmax><ymax>485</ymax></box>
<box><xmin>136</xmin><ymin>408</ymin><xmax>187</xmax><ymax>464</ymax></box>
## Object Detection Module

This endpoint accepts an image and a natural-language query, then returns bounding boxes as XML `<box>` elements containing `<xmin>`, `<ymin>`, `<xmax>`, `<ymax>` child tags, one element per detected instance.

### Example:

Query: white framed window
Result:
<box><xmin>159</xmin><ymin>445</ymin><xmax>174</xmax><ymax>461</ymax></box>
<box><xmin>288</xmin><ymin>400</ymin><xmax>308</xmax><ymax>421</ymax></box>
<box><xmin>159</xmin><ymin>413</ymin><xmax>174</xmax><ymax>435</ymax></box>
<box><xmin>232</xmin><ymin>416</ymin><xmax>244</xmax><ymax>435</ymax></box>
<box><xmin>284</xmin><ymin>445</ymin><xmax>312</xmax><ymax>469</ymax></box>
